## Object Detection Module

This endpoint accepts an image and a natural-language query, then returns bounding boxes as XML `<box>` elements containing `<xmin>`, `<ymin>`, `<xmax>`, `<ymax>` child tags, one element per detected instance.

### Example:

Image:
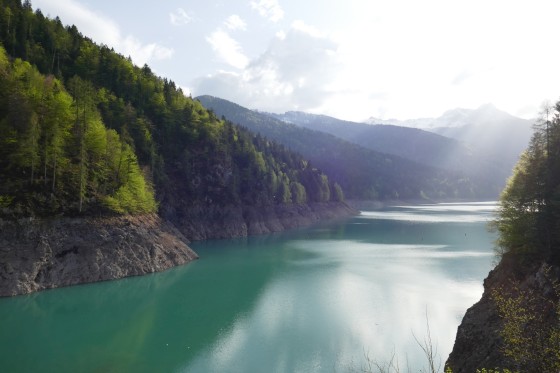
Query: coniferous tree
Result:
<box><xmin>494</xmin><ymin>101</ymin><xmax>560</xmax><ymax>260</ymax></box>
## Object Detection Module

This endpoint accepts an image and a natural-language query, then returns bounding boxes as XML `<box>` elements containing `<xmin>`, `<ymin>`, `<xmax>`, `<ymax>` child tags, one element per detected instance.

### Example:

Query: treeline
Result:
<box><xmin>479</xmin><ymin>103</ymin><xmax>560</xmax><ymax>372</ymax></box>
<box><xmin>493</xmin><ymin>101</ymin><xmax>560</xmax><ymax>261</ymax></box>
<box><xmin>197</xmin><ymin>95</ymin><xmax>478</xmax><ymax>200</ymax></box>
<box><xmin>0</xmin><ymin>0</ymin><xmax>341</xmax><ymax>217</ymax></box>
<box><xmin>0</xmin><ymin>46</ymin><xmax>156</xmax><ymax>214</ymax></box>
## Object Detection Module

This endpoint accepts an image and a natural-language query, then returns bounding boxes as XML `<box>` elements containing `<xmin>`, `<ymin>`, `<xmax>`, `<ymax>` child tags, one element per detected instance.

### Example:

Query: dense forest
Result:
<box><xmin>0</xmin><ymin>0</ymin><xmax>342</xmax><ymax>218</ymax></box>
<box><xmin>478</xmin><ymin>101</ymin><xmax>560</xmax><ymax>372</ymax></box>
<box><xmin>494</xmin><ymin>102</ymin><xmax>560</xmax><ymax>262</ymax></box>
<box><xmin>268</xmin><ymin>111</ymin><xmax>509</xmax><ymax>197</ymax></box>
<box><xmin>197</xmin><ymin>95</ymin><xmax>480</xmax><ymax>200</ymax></box>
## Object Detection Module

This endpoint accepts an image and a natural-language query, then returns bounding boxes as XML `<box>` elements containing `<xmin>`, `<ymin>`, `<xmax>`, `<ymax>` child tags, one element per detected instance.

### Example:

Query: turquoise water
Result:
<box><xmin>0</xmin><ymin>203</ymin><xmax>497</xmax><ymax>372</ymax></box>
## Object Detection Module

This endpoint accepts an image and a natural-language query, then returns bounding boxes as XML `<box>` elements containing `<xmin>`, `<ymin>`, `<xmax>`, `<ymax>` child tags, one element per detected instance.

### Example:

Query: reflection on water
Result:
<box><xmin>0</xmin><ymin>202</ymin><xmax>497</xmax><ymax>372</ymax></box>
<box><xmin>360</xmin><ymin>202</ymin><xmax>496</xmax><ymax>223</ymax></box>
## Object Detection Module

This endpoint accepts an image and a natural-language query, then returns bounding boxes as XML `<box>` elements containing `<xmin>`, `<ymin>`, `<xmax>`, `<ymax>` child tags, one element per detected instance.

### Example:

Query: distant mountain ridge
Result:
<box><xmin>364</xmin><ymin>104</ymin><xmax>528</xmax><ymax>129</ymax></box>
<box><xmin>270</xmin><ymin>110</ymin><xmax>468</xmax><ymax>165</ymax></box>
<box><xmin>267</xmin><ymin>109</ymin><xmax>511</xmax><ymax>196</ymax></box>
<box><xmin>198</xmin><ymin>95</ymin><xmax>492</xmax><ymax>200</ymax></box>
<box><xmin>366</xmin><ymin>104</ymin><xmax>533</xmax><ymax>172</ymax></box>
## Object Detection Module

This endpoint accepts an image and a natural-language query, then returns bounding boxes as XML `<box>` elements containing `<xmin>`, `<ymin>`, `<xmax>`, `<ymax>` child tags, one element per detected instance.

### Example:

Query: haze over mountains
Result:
<box><xmin>267</xmin><ymin>105</ymin><xmax>533</xmax><ymax>196</ymax></box>
<box><xmin>366</xmin><ymin>104</ymin><xmax>533</xmax><ymax>170</ymax></box>
<box><xmin>198</xmin><ymin>95</ymin><xmax>506</xmax><ymax>200</ymax></box>
<box><xmin>198</xmin><ymin>96</ymin><xmax>535</xmax><ymax>200</ymax></box>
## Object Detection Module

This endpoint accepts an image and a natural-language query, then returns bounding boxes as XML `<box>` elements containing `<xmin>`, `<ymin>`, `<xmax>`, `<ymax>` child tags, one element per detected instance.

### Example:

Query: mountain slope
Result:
<box><xmin>0</xmin><ymin>1</ymin><xmax>354</xmax><ymax>235</ymax></box>
<box><xmin>367</xmin><ymin>104</ymin><xmax>533</xmax><ymax>175</ymax></box>
<box><xmin>198</xmin><ymin>95</ymin><xmax>484</xmax><ymax>200</ymax></box>
<box><xmin>447</xmin><ymin>103</ymin><xmax>560</xmax><ymax>371</ymax></box>
<box><xmin>0</xmin><ymin>0</ymin><xmax>358</xmax><ymax>296</ymax></box>
<box><xmin>269</xmin><ymin>111</ymin><xmax>508</xmax><ymax>195</ymax></box>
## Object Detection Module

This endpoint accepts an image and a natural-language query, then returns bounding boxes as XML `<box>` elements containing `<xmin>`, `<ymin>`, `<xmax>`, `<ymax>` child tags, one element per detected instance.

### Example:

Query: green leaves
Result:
<box><xmin>0</xmin><ymin>1</ymin><xmax>345</xmax><ymax>219</ymax></box>
<box><xmin>492</xmin><ymin>273</ymin><xmax>560</xmax><ymax>372</ymax></box>
<box><xmin>0</xmin><ymin>45</ymin><xmax>156</xmax><ymax>216</ymax></box>
<box><xmin>494</xmin><ymin>101</ymin><xmax>560</xmax><ymax>258</ymax></box>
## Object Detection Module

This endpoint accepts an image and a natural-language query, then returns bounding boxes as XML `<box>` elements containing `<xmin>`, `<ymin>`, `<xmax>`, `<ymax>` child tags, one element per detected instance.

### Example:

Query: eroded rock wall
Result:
<box><xmin>0</xmin><ymin>214</ymin><xmax>197</xmax><ymax>296</ymax></box>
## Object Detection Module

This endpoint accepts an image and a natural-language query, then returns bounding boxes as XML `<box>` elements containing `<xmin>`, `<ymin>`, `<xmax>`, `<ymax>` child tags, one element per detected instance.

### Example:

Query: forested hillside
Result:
<box><xmin>447</xmin><ymin>102</ymin><xmax>560</xmax><ymax>372</ymax></box>
<box><xmin>269</xmin><ymin>111</ymin><xmax>508</xmax><ymax>196</ymax></box>
<box><xmin>0</xmin><ymin>0</ymin><xmax>341</xmax><ymax>220</ymax></box>
<box><xmin>0</xmin><ymin>46</ymin><xmax>157</xmax><ymax>215</ymax></box>
<box><xmin>493</xmin><ymin>102</ymin><xmax>560</xmax><ymax>261</ymax></box>
<box><xmin>197</xmin><ymin>95</ymin><xmax>482</xmax><ymax>200</ymax></box>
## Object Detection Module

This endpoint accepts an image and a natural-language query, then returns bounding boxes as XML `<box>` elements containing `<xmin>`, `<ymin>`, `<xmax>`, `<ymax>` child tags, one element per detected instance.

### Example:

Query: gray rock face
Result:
<box><xmin>0</xmin><ymin>202</ymin><xmax>356</xmax><ymax>297</ymax></box>
<box><xmin>445</xmin><ymin>264</ymin><xmax>511</xmax><ymax>372</ymax></box>
<box><xmin>446</xmin><ymin>254</ymin><xmax>560</xmax><ymax>372</ymax></box>
<box><xmin>171</xmin><ymin>202</ymin><xmax>358</xmax><ymax>241</ymax></box>
<box><xmin>0</xmin><ymin>214</ymin><xmax>198</xmax><ymax>297</ymax></box>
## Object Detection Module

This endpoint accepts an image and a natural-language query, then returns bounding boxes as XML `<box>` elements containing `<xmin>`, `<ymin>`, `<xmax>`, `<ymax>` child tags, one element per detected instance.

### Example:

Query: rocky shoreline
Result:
<box><xmin>446</xmin><ymin>253</ymin><xmax>560</xmax><ymax>371</ymax></box>
<box><xmin>0</xmin><ymin>202</ymin><xmax>357</xmax><ymax>297</ymax></box>
<box><xmin>0</xmin><ymin>214</ymin><xmax>197</xmax><ymax>297</ymax></box>
<box><xmin>169</xmin><ymin>201</ymin><xmax>358</xmax><ymax>241</ymax></box>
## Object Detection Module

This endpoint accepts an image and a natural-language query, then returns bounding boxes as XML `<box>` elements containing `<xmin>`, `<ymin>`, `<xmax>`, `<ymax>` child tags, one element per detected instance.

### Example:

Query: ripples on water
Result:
<box><xmin>0</xmin><ymin>202</ymin><xmax>498</xmax><ymax>373</ymax></box>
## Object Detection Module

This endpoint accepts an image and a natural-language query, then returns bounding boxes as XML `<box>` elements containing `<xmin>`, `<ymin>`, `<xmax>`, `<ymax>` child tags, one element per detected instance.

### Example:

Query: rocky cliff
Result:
<box><xmin>165</xmin><ymin>201</ymin><xmax>358</xmax><ymax>241</ymax></box>
<box><xmin>0</xmin><ymin>202</ymin><xmax>357</xmax><ymax>297</ymax></box>
<box><xmin>0</xmin><ymin>214</ymin><xmax>197</xmax><ymax>297</ymax></box>
<box><xmin>446</xmin><ymin>254</ymin><xmax>560</xmax><ymax>371</ymax></box>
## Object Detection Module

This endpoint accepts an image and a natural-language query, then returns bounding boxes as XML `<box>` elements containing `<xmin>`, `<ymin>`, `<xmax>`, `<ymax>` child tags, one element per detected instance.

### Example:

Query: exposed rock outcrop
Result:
<box><xmin>0</xmin><ymin>214</ymin><xmax>197</xmax><ymax>297</ymax></box>
<box><xmin>446</xmin><ymin>254</ymin><xmax>560</xmax><ymax>372</ymax></box>
<box><xmin>166</xmin><ymin>201</ymin><xmax>358</xmax><ymax>241</ymax></box>
<box><xmin>0</xmin><ymin>202</ymin><xmax>357</xmax><ymax>297</ymax></box>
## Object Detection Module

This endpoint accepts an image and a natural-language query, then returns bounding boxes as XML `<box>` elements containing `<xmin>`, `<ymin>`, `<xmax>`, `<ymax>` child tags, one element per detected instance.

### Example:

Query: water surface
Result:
<box><xmin>0</xmin><ymin>202</ymin><xmax>497</xmax><ymax>372</ymax></box>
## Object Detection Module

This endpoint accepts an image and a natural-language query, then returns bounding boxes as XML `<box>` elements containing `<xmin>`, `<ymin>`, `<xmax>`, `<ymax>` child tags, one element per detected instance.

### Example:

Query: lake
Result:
<box><xmin>0</xmin><ymin>202</ymin><xmax>497</xmax><ymax>372</ymax></box>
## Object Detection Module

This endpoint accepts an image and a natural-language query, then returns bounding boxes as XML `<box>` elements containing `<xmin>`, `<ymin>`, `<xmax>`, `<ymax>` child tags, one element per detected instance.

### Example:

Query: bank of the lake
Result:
<box><xmin>0</xmin><ymin>202</ymin><xmax>356</xmax><ymax>297</ymax></box>
<box><xmin>0</xmin><ymin>203</ymin><xmax>496</xmax><ymax>372</ymax></box>
<box><xmin>0</xmin><ymin>214</ymin><xmax>197</xmax><ymax>297</ymax></box>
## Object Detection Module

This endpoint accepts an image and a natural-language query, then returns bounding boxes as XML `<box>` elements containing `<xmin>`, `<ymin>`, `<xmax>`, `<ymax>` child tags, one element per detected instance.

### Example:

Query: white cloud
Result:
<box><xmin>250</xmin><ymin>0</ymin><xmax>284</xmax><ymax>22</ymax></box>
<box><xmin>170</xmin><ymin>8</ymin><xmax>192</xmax><ymax>26</ymax></box>
<box><xmin>32</xmin><ymin>0</ymin><xmax>174</xmax><ymax>67</ymax></box>
<box><xmin>300</xmin><ymin>0</ymin><xmax>560</xmax><ymax>121</ymax></box>
<box><xmin>194</xmin><ymin>21</ymin><xmax>339</xmax><ymax>113</ymax></box>
<box><xmin>224</xmin><ymin>15</ymin><xmax>247</xmax><ymax>31</ymax></box>
<box><xmin>291</xmin><ymin>20</ymin><xmax>322</xmax><ymax>38</ymax></box>
<box><xmin>206</xmin><ymin>30</ymin><xmax>249</xmax><ymax>69</ymax></box>
<box><xmin>121</xmin><ymin>36</ymin><xmax>174</xmax><ymax>64</ymax></box>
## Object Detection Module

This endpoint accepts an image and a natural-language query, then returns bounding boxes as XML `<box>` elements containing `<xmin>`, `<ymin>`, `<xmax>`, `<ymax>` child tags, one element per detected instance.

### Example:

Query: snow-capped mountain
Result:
<box><xmin>366</xmin><ymin>104</ymin><xmax>533</xmax><ymax>169</ymax></box>
<box><xmin>365</xmin><ymin>104</ymin><xmax>530</xmax><ymax>129</ymax></box>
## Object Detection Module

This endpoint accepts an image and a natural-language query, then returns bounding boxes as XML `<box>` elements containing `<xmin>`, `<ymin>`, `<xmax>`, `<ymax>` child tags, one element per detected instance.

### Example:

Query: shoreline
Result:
<box><xmin>0</xmin><ymin>201</ymin><xmax>357</xmax><ymax>297</ymax></box>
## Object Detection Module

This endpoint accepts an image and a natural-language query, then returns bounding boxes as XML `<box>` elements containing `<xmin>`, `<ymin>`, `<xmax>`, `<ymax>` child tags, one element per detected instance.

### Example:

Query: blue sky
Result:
<box><xmin>32</xmin><ymin>0</ymin><xmax>560</xmax><ymax>121</ymax></box>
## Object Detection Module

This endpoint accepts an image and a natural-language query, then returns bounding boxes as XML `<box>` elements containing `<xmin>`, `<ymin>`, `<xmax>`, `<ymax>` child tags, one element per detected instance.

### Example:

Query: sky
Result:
<box><xmin>31</xmin><ymin>0</ymin><xmax>560</xmax><ymax>122</ymax></box>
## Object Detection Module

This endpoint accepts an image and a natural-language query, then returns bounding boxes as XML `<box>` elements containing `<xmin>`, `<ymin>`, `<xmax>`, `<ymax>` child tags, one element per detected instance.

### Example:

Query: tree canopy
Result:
<box><xmin>0</xmin><ymin>46</ymin><xmax>157</xmax><ymax>215</ymax></box>
<box><xmin>493</xmin><ymin>101</ymin><xmax>560</xmax><ymax>261</ymax></box>
<box><xmin>0</xmin><ymin>0</ymin><xmax>341</xmax><ymax>217</ymax></box>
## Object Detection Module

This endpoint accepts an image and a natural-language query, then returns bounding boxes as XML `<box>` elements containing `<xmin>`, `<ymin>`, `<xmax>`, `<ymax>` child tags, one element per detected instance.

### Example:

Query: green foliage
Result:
<box><xmin>491</xmin><ymin>272</ymin><xmax>560</xmax><ymax>372</ymax></box>
<box><xmin>197</xmin><ymin>95</ymin><xmax>480</xmax><ymax>201</ymax></box>
<box><xmin>0</xmin><ymin>0</ymin><xmax>343</xmax><ymax>218</ymax></box>
<box><xmin>492</xmin><ymin>101</ymin><xmax>560</xmax><ymax>259</ymax></box>
<box><xmin>290</xmin><ymin>182</ymin><xmax>307</xmax><ymax>204</ymax></box>
<box><xmin>332</xmin><ymin>182</ymin><xmax>344</xmax><ymax>202</ymax></box>
<box><xmin>0</xmin><ymin>44</ymin><xmax>156</xmax><ymax>215</ymax></box>
<box><xmin>485</xmin><ymin>102</ymin><xmax>560</xmax><ymax>373</ymax></box>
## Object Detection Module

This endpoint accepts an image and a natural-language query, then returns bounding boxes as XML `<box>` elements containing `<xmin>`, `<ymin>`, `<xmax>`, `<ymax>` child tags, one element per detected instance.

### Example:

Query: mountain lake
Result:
<box><xmin>0</xmin><ymin>202</ymin><xmax>497</xmax><ymax>372</ymax></box>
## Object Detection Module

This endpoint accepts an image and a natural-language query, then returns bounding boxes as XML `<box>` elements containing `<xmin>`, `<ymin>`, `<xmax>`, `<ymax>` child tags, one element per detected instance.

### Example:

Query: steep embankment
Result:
<box><xmin>0</xmin><ymin>1</ymin><xmax>358</xmax><ymax>298</ymax></box>
<box><xmin>446</xmin><ymin>254</ymin><xmax>560</xmax><ymax>371</ymax></box>
<box><xmin>0</xmin><ymin>203</ymin><xmax>356</xmax><ymax>297</ymax></box>
<box><xmin>166</xmin><ymin>201</ymin><xmax>357</xmax><ymax>241</ymax></box>
<box><xmin>0</xmin><ymin>214</ymin><xmax>198</xmax><ymax>297</ymax></box>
